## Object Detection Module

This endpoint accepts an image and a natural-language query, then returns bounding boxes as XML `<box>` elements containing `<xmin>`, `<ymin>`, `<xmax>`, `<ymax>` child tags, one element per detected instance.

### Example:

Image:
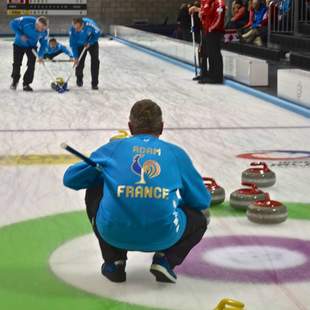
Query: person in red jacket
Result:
<box><xmin>226</xmin><ymin>0</ymin><xmax>249</xmax><ymax>29</ymax></box>
<box><xmin>190</xmin><ymin>0</ymin><xmax>226</xmax><ymax>84</ymax></box>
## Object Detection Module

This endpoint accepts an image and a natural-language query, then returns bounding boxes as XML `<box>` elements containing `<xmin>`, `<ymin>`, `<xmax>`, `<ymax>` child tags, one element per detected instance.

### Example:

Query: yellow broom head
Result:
<box><xmin>56</xmin><ymin>77</ymin><xmax>65</xmax><ymax>86</ymax></box>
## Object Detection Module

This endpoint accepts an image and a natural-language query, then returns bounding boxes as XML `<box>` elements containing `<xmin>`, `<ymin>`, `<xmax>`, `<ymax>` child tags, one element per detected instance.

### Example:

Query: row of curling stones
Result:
<box><xmin>242</xmin><ymin>162</ymin><xmax>276</xmax><ymax>188</ymax></box>
<box><xmin>230</xmin><ymin>183</ymin><xmax>288</xmax><ymax>224</ymax></box>
<box><xmin>202</xmin><ymin>160</ymin><xmax>276</xmax><ymax>208</ymax></box>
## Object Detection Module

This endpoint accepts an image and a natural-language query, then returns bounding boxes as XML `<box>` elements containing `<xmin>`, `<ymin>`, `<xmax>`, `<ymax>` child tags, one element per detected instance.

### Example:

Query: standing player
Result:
<box><xmin>63</xmin><ymin>99</ymin><xmax>210</xmax><ymax>284</ymax></box>
<box><xmin>190</xmin><ymin>0</ymin><xmax>226</xmax><ymax>84</ymax></box>
<box><xmin>10</xmin><ymin>16</ymin><xmax>49</xmax><ymax>91</ymax></box>
<box><xmin>43</xmin><ymin>38</ymin><xmax>73</xmax><ymax>60</ymax></box>
<box><xmin>69</xmin><ymin>17</ymin><xmax>101</xmax><ymax>90</ymax></box>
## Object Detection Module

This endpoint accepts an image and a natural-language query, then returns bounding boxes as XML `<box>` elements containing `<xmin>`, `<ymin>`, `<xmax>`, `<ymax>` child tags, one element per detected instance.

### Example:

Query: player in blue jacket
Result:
<box><xmin>63</xmin><ymin>100</ymin><xmax>211</xmax><ymax>284</ymax></box>
<box><xmin>10</xmin><ymin>16</ymin><xmax>49</xmax><ymax>91</ymax></box>
<box><xmin>43</xmin><ymin>38</ymin><xmax>73</xmax><ymax>60</ymax></box>
<box><xmin>69</xmin><ymin>17</ymin><xmax>101</xmax><ymax>90</ymax></box>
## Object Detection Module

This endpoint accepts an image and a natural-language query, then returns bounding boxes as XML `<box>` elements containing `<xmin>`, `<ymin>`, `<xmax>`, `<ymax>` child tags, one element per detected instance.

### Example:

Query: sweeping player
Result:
<box><xmin>10</xmin><ymin>16</ymin><xmax>49</xmax><ymax>91</ymax></box>
<box><xmin>43</xmin><ymin>38</ymin><xmax>73</xmax><ymax>60</ymax></box>
<box><xmin>63</xmin><ymin>99</ymin><xmax>211</xmax><ymax>284</ymax></box>
<box><xmin>69</xmin><ymin>17</ymin><xmax>101</xmax><ymax>90</ymax></box>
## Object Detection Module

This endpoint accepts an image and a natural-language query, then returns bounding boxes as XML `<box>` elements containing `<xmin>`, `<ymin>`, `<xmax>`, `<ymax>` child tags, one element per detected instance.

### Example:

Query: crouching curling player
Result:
<box><xmin>63</xmin><ymin>99</ymin><xmax>211</xmax><ymax>284</ymax></box>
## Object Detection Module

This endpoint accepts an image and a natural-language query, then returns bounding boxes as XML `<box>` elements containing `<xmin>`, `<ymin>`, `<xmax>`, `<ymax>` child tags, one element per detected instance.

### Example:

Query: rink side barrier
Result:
<box><xmin>109</xmin><ymin>25</ymin><xmax>310</xmax><ymax>118</ymax></box>
<box><xmin>110</xmin><ymin>25</ymin><xmax>269</xmax><ymax>87</ymax></box>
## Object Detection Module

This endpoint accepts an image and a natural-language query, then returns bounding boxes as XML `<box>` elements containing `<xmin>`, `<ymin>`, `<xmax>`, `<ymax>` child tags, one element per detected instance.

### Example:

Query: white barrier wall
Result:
<box><xmin>223</xmin><ymin>54</ymin><xmax>269</xmax><ymax>86</ymax></box>
<box><xmin>110</xmin><ymin>25</ymin><xmax>194</xmax><ymax>64</ymax></box>
<box><xmin>278</xmin><ymin>69</ymin><xmax>310</xmax><ymax>108</ymax></box>
<box><xmin>110</xmin><ymin>25</ymin><xmax>269</xmax><ymax>86</ymax></box>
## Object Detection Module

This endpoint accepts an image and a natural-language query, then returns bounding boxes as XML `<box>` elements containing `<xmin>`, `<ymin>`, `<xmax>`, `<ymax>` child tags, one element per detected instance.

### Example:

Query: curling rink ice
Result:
<box><xmin>1</xmin><ymin>37</ymin><xmax>310</xmax><ymax>310</ymax></box>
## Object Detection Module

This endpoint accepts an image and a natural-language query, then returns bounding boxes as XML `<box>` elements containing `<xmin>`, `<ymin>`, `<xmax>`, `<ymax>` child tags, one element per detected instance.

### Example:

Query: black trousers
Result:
<box><xmin>76</xmin><ymin>42</ymin><xmax>100</xmax><ymax>87</ymax></box>
<box><xmin>43</xmin><ymin>51</ymin><xmax>62</xmax><ymax>60</ymax></box>
<box><xmin>201</xmin><ymin>31</ymin><xmax>224</xmax><ymax>82</ymax></box>
<box><xmin>11</xmin><ymin>44</ymin><xmax>36</xmax><ymax>85</ymax></box>
<box><xmin>85</xmin><ymin>186</ymin><xmax>207</xmax><ymax>268</ymax></box>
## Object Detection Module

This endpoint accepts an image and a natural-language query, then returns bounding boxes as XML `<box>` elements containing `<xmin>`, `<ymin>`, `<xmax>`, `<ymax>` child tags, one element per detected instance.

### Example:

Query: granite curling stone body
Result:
<box><xmin>242</xmin><ymin>162</ymin><xmax>276</xmax><ymax>188</ymax></box>
<box><xmin>247</xmin><ymin>193</ymin><xmax>288</xmax><ymax>224</ymax></box>
<box><xmin>230</xmin><ymin>182</ymin><xmax>266</xmax><ymax>211</ymax></box>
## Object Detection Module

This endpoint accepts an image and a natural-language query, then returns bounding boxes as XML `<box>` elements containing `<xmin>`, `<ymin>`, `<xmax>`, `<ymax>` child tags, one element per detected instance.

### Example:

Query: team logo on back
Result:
<box><xmin>131</xmin><ymin>154</ymin><xmax>161</xmax><ymax>184</ymax></box>
<box><xmin>116</xmin><ymin>154</ymin><xmax>167</xmax><ymax>200</ymax></box>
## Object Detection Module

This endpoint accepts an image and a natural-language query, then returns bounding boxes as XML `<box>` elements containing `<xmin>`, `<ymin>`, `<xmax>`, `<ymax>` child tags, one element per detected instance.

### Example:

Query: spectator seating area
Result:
<box><xmin>132</xmin><ymin>0</ymin><xmax>310</xmax><ymax>71</ymax></box>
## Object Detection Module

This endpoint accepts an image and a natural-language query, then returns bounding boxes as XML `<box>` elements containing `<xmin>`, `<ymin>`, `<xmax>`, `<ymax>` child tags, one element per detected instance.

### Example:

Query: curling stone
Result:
<box><xmin>230</xmin><ymin>182</ymin><xmax>266</xmax><ymax>211</ymax></box>
<box><xmin>247</xmin><ymin>193</ymin><xmax>288</xmax><ymax>224</ymax></box>
<box><xmin>203</xmin><ymin>177</ymin><xmax>225</xmax><ymax>206</ymax></box>
<box><xmin>242</xmin><ymin>162</ymin><xmax>276</xmax><ymax>188</ymax></box>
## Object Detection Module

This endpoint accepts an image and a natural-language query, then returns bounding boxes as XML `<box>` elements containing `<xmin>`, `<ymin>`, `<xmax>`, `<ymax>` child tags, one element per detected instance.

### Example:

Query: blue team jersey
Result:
<box><xmin>45</xmin><ymin>42</ymin><xmax>73</xmax><ymax>57</ymax></box>
<box><xmin>63</xmin><ymin>134</ymin><xmax>211</xmax><ymax>251</ymax></box>
<box><xmin>69</xmin><ymin>17</ymin><xmax>101</xmax><ymax>58</ymax></box>
<box><xmin>10</xmin><ymin>16</ymin><xmax>48</xmax><ymax>58</ymax></box>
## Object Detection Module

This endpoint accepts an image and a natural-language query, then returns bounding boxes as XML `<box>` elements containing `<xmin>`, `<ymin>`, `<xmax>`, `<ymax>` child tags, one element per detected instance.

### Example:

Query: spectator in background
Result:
<box><xmin>176</xmin><ymin>3</ymin><xmax>192</xmax><ymax>41</ymax></box>
<box><xmin>278</xmin><ymin>0</ymin><xmax>292</xmax><ymax>29</ymax></box>
<box><xmin>241</xmin><ymin>0</ymin><xmax>268</xmax><ymax>46</ymax></box>
<box><xmin>226</xmin><ymin>0</ymin><xmax>249</xmax><ymax>29</ymax></box>
<box><xmin>193</xmin><ymin>1</ymin><xmax>202</xmax><ymax>43</ymax></box>
<box><xmin>190</xmin><ymin>0</ymin><xmax>226</xmax><ymax>84</ymax></box>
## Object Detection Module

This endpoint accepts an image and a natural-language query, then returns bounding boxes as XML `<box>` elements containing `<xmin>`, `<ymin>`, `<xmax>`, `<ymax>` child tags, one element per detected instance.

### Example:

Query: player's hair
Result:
<box><xmin>37</xmin><ymin>16</ymin><xmax>48</xmax><ymax>27</ymax></box>
<box><xmin>129</xmin><ymin>100</ymin><xmax>163</xmax><ymax>135</ymax></box>
<box><xmin>49</xmin><ymin>38</ymin><xmax>57</xmax><ymax>43</ymax></box>
<box><xmin>72</xmin><ymin>17</ymin><xmax>84</xmax><ymax>25</ymax></box>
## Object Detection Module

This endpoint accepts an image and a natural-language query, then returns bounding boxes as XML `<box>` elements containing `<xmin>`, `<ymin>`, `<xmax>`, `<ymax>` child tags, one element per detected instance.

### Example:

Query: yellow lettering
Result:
<box><xmin>133</xmin><ymin>146</ymin><xmax>161</xmax><ymax>156</ymax></box>
<box><xmin>154</xmin><ymin>187</ymin><xmax>162</xmax><ymax>199</ymax></box>
<box><xmin>154</xmin><ymin>148</ymin><xmax>161</xmax><ymax>156</ymax></box>
<box><xmin>162</xmin><ymin>188</ymin><xmax>169</xmax><ymax>200</ymax></box>
<box><xmin>144</xmin><ymin>186</ymin><xmax>153</xmax><ymax>198</ymax></box>
<box><xmin>117</xmin><ymin>185</ymin><xmax>169</xmax><ymax>200</ymax></box>
<box><xmin>125</xmin><ymin>186</ymin><xmax>134</xmax><ymax>198</ymax></box>
<box><xmin>135</xmin><ymin>186</ymin><xmax>144</xmax><ymax>198</ymax></box>
<box><xmin>117</xmin><ymin>185</ymin><xmax>125</xmax><ymax>197</ymax></box>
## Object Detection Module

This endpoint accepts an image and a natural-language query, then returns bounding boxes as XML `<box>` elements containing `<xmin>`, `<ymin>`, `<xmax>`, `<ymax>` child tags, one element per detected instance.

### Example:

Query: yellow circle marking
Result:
<box><xmin>0</xmin><ymin>154</ymin><xmax>81</xmax><ymax>166</ymax></box>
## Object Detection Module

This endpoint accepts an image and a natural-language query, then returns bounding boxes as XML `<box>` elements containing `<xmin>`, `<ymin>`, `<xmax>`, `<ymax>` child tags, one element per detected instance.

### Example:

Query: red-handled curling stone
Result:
<box><xmin>230</xmin><ymin>182</ymin><xmax>266</xmax><ymax>211</ymax></box>
<box><xmin>242</xmin><ymin>162</ymin><xmax>276</xmax><ymax>188</ymax></box>
<box><xmin>247</xmin><ymin>193</ymin><xmax>288</xmax><ymax>224</ymax></box>
<box><xmin>203</xmin><ymin>177</ymin><xmax>226</xmax><ymax>206</ymax></box>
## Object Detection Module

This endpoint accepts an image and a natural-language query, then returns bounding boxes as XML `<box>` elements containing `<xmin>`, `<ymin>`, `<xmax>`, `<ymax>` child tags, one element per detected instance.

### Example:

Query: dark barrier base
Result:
<box><xmin>222</xmin><ymin>41</ymin><xmax>284</xmax><ymax>62</ymax></box>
